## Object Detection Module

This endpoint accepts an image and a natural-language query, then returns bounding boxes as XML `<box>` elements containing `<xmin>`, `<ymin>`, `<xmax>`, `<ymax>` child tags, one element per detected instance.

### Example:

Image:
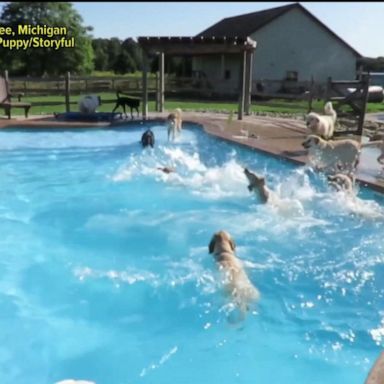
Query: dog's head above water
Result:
<box><xmin>243</xmin><ymin>168</ymin><xmax>266</xmax><ymax>192</ymax></box>
<box><xmin>208</xmin><ymin>230</ymin><xmax>236</xmax><ymax>256</ymax></box>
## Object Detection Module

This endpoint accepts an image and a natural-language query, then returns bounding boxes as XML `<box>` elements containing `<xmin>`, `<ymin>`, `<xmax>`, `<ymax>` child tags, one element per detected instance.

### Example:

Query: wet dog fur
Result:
<box><xmin>327</xmin><ymin>173</ymin><xmax>355</xmax><ymax>194</ymax></box>
<box><xmin>243</xmin><ymin>168</ymin><xmax>270</xmax><ymax>203</ymax></box>
<box><xmin>208</xmin><ymin>230</ymin><xmax>260</xmax><ymax>316</ymax></box>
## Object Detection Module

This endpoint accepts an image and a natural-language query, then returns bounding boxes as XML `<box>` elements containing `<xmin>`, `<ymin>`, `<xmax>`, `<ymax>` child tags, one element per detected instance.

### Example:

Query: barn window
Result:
<box><xmin>224</xmin><ymin>70</ymin><xmax>231</xmax><ymax>80</ymax></box>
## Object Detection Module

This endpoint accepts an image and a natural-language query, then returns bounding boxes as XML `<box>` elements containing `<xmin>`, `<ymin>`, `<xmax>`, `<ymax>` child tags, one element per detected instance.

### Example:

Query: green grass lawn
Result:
<box><xmin>3</xmin><ymin>93</ymin><xmax>384</xmax><ymax>117</ymax></box>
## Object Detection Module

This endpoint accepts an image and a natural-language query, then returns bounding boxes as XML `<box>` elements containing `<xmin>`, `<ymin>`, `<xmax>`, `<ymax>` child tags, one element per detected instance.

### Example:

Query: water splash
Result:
<box><xmin>139</xmin><ymin>346</ymin><xmax>178</xmax><ymax>378</ymax></box>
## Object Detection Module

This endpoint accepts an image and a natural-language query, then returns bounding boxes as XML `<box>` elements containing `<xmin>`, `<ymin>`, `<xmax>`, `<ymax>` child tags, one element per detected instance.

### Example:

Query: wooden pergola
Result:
<box><xmin>137</xmin><ymin>36</ymin><xmax>257</xmax><ymax>120</ymax></box>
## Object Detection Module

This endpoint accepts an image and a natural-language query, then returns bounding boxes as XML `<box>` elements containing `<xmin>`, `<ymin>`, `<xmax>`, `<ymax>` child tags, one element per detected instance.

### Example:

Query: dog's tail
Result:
<box><xmin>324</xmin><ymin>101</ymin><xmax>337</xmax><ymax>121</ymax></box>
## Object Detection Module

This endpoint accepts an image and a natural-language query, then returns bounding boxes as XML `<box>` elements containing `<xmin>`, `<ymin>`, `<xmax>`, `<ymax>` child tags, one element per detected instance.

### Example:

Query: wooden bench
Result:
<box><xmin>0</xmin><ymin>75</ymin><xmax>31</xmax><ymax>119</ymax></box>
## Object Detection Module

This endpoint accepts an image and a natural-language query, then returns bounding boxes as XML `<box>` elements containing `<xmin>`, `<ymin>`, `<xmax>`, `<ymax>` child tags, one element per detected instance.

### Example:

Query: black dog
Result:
<box><xmin>141</xmin><ymin>129</ymin><xmax>155</xmax><ymax>148</ymax></box>
<box><xmin>112</xmin><ymin>91</ymin><xmax>140</xmax><ymax>119</ymax></box>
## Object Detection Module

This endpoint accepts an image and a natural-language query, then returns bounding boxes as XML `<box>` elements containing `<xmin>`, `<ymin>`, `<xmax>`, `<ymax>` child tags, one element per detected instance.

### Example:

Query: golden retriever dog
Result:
<box><xmin>243</xmin><ymin>168</ymin><xmax>270</xmax><ymax>203</ymax></box>
<box><xmin>78</xmin><ymin>95</ymin><xmax>101</xmax><ymax>114</ymax></box>
<box><xmin>208</xmin><ymin>230</ymin><xmax>260</xmax><ymax>317</ymax></box>
<box><xmin>167</xmin><ymin>108</ymin><xmax>183</xmax><ymax>141</ymax></box>
<box><xmin>327</xmin><ymin>173</ymin><xmax>355</xmax><ymax>194</ymax></box>
<box><xmin>305</xmin><ymin>101</ymin><xmax>337</xmax><ymax>139</ymax></box>
<box><xmin>302</xmin><ymin>135</ymin><xmax>361</xmax><ymax>174</ymax></box>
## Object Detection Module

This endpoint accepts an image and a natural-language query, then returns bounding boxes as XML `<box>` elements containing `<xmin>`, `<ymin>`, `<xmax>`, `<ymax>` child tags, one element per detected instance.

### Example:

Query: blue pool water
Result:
<box><xmin>0</xmin><ymin>123</ymin><xmax>383</xmax><ymax>384</ymax></box>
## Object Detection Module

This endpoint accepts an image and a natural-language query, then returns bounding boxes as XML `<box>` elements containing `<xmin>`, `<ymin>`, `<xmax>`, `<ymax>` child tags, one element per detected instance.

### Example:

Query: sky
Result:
<box><xmin>71</xmin><ymin>1</ymin><xmax>384</xmax><ymax>58</ymax></box>
<box><xmin>0</xmin><ymin>2</ymin><xmax>383</xmax><ymax>58</ymax></box>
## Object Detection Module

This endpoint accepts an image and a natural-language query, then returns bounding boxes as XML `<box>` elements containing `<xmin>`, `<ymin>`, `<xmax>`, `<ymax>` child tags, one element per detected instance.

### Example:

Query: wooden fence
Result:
<box><xmin>7</xmin><ymin>72</ymin><xmax>158</xmax><ymax>112</ymax></box>
<box><xmin>5</xmin><ymin>72</ymin><xmax>371</xmax><ymax>130</ymax></box>
<box><xmin>326</xmin><ymin>75</ymin><xmax>370</xmax><ymax>136</ymax></box>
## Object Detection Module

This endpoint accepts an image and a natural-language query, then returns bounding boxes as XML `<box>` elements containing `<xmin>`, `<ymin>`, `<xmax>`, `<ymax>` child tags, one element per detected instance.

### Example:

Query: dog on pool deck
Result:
<box><xmin>112</xmin><ymin>91</ymin><xmax>140</xmax><ymax>119</ymax></box>
<box><xmin>208</xmin><ymin>230</ymin><xmax>260</xmax><ymax>318</ymax></box>
<box><xmin>78</xmin><ymin>95</ymin><xmax>101</xmax><ymax>114</ymax></box>
<box><xmin>167</xmin><ymin>108</ymin><xmax>183</xmax><ymax>141</ymax></box>
<box><xmin>327</xmin><ymin>173</ymin><xmax>355</xmax><ymax>195</ymax></box>
<box><xmin>305</xmin><ymin>101</ymin><xmax>337</xmax><ymax>139</ymax></box>
<box><xmin>302</xmin><ymin>135</ymin><xmax>362</xmax><ymax>174</ymax></box>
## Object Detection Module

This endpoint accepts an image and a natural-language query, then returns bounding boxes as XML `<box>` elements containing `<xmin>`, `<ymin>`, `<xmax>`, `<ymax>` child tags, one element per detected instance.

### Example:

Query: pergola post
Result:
<box><xmin>244</xmin><ymin>50</ymin><xmax>253</xmax><ymax>115</ymax></box>
<box><xmin>238</xmin><ymin>50</ymin><xmax>247</xmax><ymax>120</ymax></box>
<box><xmin>159</xmin><ymin>52</ymin><xmax>165</xmax><ymax>112</ymax></box>
<box><xmin>142</xmin><ymin>49</ymin><xmax>149</xmax><ymax>119</ymax></box>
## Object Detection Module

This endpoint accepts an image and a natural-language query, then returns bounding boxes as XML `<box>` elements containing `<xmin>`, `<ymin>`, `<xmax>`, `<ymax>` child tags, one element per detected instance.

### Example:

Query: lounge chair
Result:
<box><xmin>0</xmin><ymin>75</ymin><xmax>31</xmax><ymax>119</ymax></box>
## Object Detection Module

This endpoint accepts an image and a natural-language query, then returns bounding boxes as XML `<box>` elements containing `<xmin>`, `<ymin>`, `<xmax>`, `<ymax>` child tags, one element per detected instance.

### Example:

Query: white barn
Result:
<box><xmin>193</xmin><ymin>3</ymin><xmax>362</xmax><ymax>95</ymax></box>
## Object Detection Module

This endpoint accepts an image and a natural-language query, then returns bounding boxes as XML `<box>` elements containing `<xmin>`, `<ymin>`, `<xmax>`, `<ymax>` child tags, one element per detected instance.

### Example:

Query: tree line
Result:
<box><xmin>0</xmin><ymin>2</ymin><xmax>192</xmax><ymax>77</ymax></box>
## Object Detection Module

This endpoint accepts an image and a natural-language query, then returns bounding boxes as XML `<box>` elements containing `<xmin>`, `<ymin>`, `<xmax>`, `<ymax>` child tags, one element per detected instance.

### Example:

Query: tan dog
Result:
<box><xmin>305</xmin><ymin>101</ymin><xmax>337</xmax><ymax>139</ymax></box>
<box><xmin>208</xmin><ymin>230</ymin><xmax>260</xmax><ymax>316</ymax></box>
<box><xmin>302</xmin><ymin>135</ymin><xmax>361</xmax><ymax>174</ymax></box>
<box><xmin>167</xmin><ymin>108</ymin><xmax>183</xmax><ymax>141</ymax></box>
<box><xmin>243</xmin><ymin>168</ymin><xmax>270</xmax><ymax>203</ymax></box>
<box><xmin>243</xmin><ymin>167</ymin><xmax>304</xmax><ymax>216</ymax></box>
<box><xmin>327</xmin><ymin>173</ymin><xmax>355</xmax><ymax>194</ymax></box>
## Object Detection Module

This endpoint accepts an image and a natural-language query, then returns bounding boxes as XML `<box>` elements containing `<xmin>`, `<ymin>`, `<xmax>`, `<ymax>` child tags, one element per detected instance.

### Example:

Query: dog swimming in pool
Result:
<box><xmin>208</xmin><ymin>230</ymin><xmax>260</xmax><ymax>321</ymax></box>
<box><xmin>141</xmin><ymin>129</ymin><xmax>155</xmax><ymax>148</ymax></box>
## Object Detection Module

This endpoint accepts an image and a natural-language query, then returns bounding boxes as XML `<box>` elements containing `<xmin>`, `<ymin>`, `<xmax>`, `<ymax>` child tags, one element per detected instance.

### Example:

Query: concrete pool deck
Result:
<box><xmin>1</xmin><ymin>111</ymin><xmax>384</xmax><ymax>194</ymax></box>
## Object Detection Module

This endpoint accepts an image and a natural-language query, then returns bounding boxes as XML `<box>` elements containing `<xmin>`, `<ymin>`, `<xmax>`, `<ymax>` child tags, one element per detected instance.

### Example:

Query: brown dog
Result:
<box><xmin>208</xmin><ymin>230</ymin><xmax>260</xmax><ymax>316</ymax></box>
<box><xmin>244</xmin><ymin>168</ymin><xmax>270</xmax><ymax>203</ymax></box>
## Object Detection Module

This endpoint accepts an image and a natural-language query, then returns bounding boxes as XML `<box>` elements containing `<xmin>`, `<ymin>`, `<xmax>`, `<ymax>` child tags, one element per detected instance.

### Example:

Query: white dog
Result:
<box><xmin>167</xmin><ymin>108</ymin><xmax>183</xmax><ymax>141</ymax></box>
<box><xmin>208</xmin><ymin>230</ymin><xmax>260</xmax><ymax>317</ymax></box>
<box><xmin>302</xmin><ymin>135</ymin><xmax>361</xmax><ymax>174</ymax></box>
<box><xmin>306</xmin><ymin>101</ymin><xmax>337</xmax><ymax>139</ymax></box>
<box><xmin>327</xmin><ymin>173</ymin><xmax>355</xmax><ymax>194</ymax></box>
<box><xmin>78</xmin><ymin>95</ymin><xmax>101</xmax><ymax>114</ymax></box>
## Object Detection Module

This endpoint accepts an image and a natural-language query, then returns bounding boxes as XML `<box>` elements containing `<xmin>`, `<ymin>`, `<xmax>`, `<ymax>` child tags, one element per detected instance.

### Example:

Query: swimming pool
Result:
<box><xmin>0</xmin><ymin>123</ymin><xmax>383</xmax><ymax>384</ymax></box>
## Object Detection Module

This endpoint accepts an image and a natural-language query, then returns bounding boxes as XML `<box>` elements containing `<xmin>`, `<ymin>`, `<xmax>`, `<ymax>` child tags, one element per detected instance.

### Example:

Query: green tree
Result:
<box><xmin>0</xmin><ymin>2</ymin><xmax>94</xmax><ymax>76</ymax></box>
<box><xmin>122</xmin><ymin>38</ymin><xmax>142</xmax><ymax>70</ymax></box>
<box><xmin>113</xmin><ymin>51</ymin><xmax>136</xmax><ymax>74</ymax></box>
<box><xmin>105</xmin><ymin>37</ymin><xmax>121</xmax><ymax>71</ymax></box>
<box><xmin>92</xmin><ymin>38</ymin><xmax>109</xmax><ymax>71</ymax></box>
